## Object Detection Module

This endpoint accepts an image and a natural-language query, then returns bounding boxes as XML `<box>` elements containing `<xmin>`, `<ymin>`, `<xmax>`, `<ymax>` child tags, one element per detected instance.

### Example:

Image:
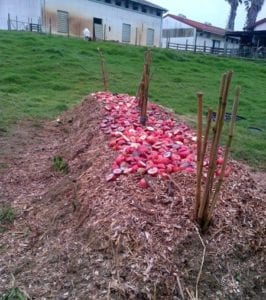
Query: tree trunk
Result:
<box><xmin>246</xmin><ymin>0</ymin><xmax>265</xmax><ymax>29</ymax></box>
<box><xmin>226</xmin><ymin>0</ymin><xmax>239</xmax><ymax>31</ymax></box>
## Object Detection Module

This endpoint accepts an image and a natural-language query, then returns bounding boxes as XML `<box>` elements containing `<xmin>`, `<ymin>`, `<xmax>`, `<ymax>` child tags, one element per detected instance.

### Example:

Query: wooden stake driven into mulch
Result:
<box><xmin>194</xmin><ymin>92</ymin><xmax>203</xmax><ymax>220</ymax></box>
<box><xmin>194</xmin><ymin>71</ymin><xmax>240</xmax><ymax>230</ymax></box>
<box><xmin>138</xmin><ymin>49</ymin><xmax>152</xmax><ymax>126</ymax></box>
<box><xmin>194</xmin><ymin>107</ymin><xmax>213</xmax><ymax>221</ymax></box>
<box><xmin>98</xmin><ymin>48</ymin><xmax>109</xmax><ymax>91</ymax></box>
<box><xmin>203</xmin><ymin>86</ymin><xmax>241</xmax><ymax>230</ymax></box>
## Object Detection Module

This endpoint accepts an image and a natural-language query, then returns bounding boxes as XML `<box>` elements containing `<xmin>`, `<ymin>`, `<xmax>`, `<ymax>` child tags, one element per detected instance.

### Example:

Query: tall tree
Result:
<box><xmin>226</xmin><ymin>0</ymin><xmax>242</xmax><ymax>31</ymax></box>
<box><xmin>245</xmin><ymin>0</ymin><xmax>265</xmax><ymax>29</ymax></box>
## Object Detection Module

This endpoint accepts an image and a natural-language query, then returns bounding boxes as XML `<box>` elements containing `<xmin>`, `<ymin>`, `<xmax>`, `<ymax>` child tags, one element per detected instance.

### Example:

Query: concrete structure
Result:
<box><xmin>162</xmin><ymin>14</ymin><xmax>239</xmax><ymax>51</ymax></box>
<box><xmin>0</xmin><ymin>0</ymin><xmax>167</xmax><ymax>47</ymax></box>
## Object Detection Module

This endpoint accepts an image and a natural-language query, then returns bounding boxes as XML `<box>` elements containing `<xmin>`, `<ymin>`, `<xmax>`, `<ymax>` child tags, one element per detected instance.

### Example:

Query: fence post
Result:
<box><xmin>7</xmin><ymin>13</ymin><xmax>11</xmax><ymax>30</ymax></box>
<box><xmin>49</xmin><ymin>17</ymin><xmax>51</xmax><ymax>35</ymax></box>
<box><xmin>16</xmin><ymin>16</ymin><xmax>18</xmax><ymax>30</ymax></box>
<box><xmin>204</xmin><ymin>41</ymin><xmax>206</xmax><ymax>52</ymax></box>
<box><xmin>194</xmin><ymin>32</ymin><xmax>198</xmax><ymax>53</ymax></box>
<box><xmin>224</xmin><ymin>38</ymin><xmax>228</xmax><ymax>55</ymax></box>
<box><xmin>186</xmin><ymin>39</ymin><xmax>188</xmax><ymax>51</ymax></box>
<box><xmin>67</xmin><ymin>15</ymin><xmax>70</xmax><ymax>38</ymax></box>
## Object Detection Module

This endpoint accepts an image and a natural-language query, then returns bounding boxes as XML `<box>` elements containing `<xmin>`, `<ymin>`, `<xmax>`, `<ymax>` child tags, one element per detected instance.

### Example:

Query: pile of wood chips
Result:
<box><xmin>0</xmin><ymin>94</ymin><xmax>265</xmax><ymax>299</ymax></box>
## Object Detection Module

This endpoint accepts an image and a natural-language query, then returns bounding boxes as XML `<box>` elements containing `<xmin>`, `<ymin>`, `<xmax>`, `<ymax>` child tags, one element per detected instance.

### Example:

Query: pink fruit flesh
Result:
<box><xmin>139</xmin><ymin>178</ymin><xmax>148</xmax><ymax>188</ymax></box>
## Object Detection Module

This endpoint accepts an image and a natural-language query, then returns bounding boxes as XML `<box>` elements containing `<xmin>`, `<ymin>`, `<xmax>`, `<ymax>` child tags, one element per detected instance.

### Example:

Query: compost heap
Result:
<box><xmin>0</xmin><ymin>92</ymin><xmax>264</xmax><ymax>300</ymax></box>
<box><xmin>96</xmin><ymin>91</ymin><xmax>228</xmax><ymax>186</ymax></box>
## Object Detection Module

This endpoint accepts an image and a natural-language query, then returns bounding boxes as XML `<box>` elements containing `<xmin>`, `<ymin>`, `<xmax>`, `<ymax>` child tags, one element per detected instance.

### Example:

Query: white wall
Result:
<box><xmin>162</xmin><ymin>16</ymin><xmax>239</xmax><ymax>50</ymax></box>
<box><xmin>255</xmin><ymin>22</ymin><xmax>266</xmax><ymax>31</ymax></box>
<box><xmin>162</xmin><ymin>16</ymin><xmax>196</xmax><ymax>48</ymax></box>
<box><xmin>44</xmin><ymin>0</ymin><xmax>163</xmax><ymax>47</ymax></box>
<box><xmin>0</xmin><ymin>0</ymin><xmax>42</xmax><ymax>30</ymax></box>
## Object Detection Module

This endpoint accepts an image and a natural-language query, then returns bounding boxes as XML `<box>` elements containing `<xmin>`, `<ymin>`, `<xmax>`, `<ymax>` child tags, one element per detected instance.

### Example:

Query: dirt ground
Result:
<box><xmin>0</xmin><ymin>95</ymin><xmax>265</xmax><ymax>300</ymax></box>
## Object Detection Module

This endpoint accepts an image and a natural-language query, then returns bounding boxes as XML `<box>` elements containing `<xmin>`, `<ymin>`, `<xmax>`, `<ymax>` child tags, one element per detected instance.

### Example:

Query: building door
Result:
<box><xmin>122</xmin><ymin>23</ymin><xmax>131</xmax><ymax>43</ymax></box>
<box><xmin>57</xmin><ymin>10</ymin><xmax>69</xmax><ymax>34</ymax></box>
<box><xmin>93</xmin><ymin>18</ymin><xmax>103</xmax><ymax>40</ymax></box>
<box><xmin>146</xmin><ymin>28</ymin><xmax>154</xmax><ymax>46</ymax></box>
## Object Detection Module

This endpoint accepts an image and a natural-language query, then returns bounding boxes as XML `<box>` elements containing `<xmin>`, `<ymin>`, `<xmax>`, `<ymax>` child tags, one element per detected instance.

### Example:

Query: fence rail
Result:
<box><xmin>167</xmin><ymin>42</ymin><xmax>266</xmax><ymax>59</ymax></box>
<box><xmin>7</xmin><ymin>14</ymin><xmax>42</xmax><ymax>33</ymax></box>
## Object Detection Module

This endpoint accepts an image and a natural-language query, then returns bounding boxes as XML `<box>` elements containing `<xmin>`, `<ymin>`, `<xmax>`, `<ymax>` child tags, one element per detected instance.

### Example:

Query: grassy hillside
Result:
<box><xmin>0</xmin><ymin>30</ymin><xmax>265</xmax><ymax>169</ymax></box>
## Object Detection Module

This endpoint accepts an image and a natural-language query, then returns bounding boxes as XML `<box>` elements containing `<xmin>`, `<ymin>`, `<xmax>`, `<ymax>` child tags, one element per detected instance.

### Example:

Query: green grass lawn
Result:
<box><xmin>0</xmin><ymin>30</ymin><xmax>265</xmax><ymax>169</ymax></box>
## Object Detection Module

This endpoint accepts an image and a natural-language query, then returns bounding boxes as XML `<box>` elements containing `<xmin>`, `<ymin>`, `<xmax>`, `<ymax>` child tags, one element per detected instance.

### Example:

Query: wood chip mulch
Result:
<box><xmin>0</xmin><ymin>94</ymin><xmax>265</xmax><ymax>300</ymax></box>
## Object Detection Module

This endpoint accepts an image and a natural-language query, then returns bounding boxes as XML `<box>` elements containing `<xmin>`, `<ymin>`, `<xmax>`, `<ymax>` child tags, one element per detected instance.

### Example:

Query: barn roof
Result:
<box><xmin>252</xmin><ymin>18</ymin><xmax>266</xmax><ymax>29</ymax></box>
<box><xmin>132</xmin><ymin>0</ymin><xmax>167</xmax><ymax>11</ymax></box>
<box><xmin>164</xmin><ymin>14</ymin><xmax>226</xmax><ymax>36</ymax></box>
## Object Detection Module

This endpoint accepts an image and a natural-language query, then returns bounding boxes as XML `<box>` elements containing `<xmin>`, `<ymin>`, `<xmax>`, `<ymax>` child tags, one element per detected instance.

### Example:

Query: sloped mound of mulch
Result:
<box><xmin>0</xmin><ymin>94</ymin><xmax>265</xmax><ymax>300</ymax></box>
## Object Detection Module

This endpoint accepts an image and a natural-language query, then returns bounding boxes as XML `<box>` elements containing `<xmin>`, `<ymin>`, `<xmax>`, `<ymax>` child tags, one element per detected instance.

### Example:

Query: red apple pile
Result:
<box><xmin>94</xmin><ymin>92</ymin><xmax>228</xmax><ymax>187</ymax></box>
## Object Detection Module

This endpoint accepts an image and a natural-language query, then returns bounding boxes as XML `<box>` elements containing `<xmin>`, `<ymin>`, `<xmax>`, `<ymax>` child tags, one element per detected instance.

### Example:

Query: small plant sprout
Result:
<box><xmin>0</xmin><ymin>205</ymin><xmax>16</xmax><ymax>224</ymax></box>
<box><xmin>52</xmin><ymin>156</ymin><xmax>69</xmax><ymax>174</ymax></box>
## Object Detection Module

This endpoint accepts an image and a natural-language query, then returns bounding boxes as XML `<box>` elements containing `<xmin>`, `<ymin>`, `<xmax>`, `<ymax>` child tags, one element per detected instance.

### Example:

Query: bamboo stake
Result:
<box><xmin>200</xmin><ymin>108</ymin><xmax>213</xmax><ymax>173</ymax></box>
<box><xmin>194</xmin><ymin>108</ymin><xmax>213</xmax><ymax>220</ymax></box>
<box><xmin>204</xmin><ymin>86</ymin><xmax>240</xmax><ymax>229</ymax></box>
<box><xmin>198</xmin><ymin>71</ymin><xmax>233</xmax><ymax>224</ymax></box>
<box><xmin>140</xmin><ymin>49</ymin><xmax>152</xmax><ymax>126</ymax></box>
<box><xmin>98</xmin><ymin>48</ymin><xmax>108</xmax><ymax>91</ymax></box>
<box><xmin>194</xmin><ymin>92</ymin><xmax>203</xmax><ymax>220</ymax></box>
<box><xmin>212</xmin><ymin>73</ymin><xmax>227</xmax><ymax>135</ymax></box>
<box><xmin>138</xmin><ymin>76</ymin><xmax>145</xmax><ymax>108</ymax></box>
<box><xmin>197</xmin><ymin>74</ymin><xmax>226</xmax><ymax>221</ymax></box>
<box><xmin>204</xmin><ymin>71</ymin><xmax>233</xmax><ymax>218</ymax></box>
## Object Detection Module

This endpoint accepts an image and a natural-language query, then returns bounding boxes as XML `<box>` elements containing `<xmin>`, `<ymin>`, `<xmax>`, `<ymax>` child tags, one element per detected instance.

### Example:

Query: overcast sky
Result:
<box><xmin>151</xmin><ymin>0</ymin><xmax>266</xmax><ymax>30</ymax></box>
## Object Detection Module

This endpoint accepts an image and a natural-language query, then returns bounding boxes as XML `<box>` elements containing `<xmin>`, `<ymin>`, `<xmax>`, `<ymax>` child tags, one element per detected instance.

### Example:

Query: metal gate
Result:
<box><xmin>122</xmin><ymin>23</ymin><xmax>131</xmax><ymax>43</ymax></box>
<box><xmin>57</xmin><ymin>10</ymin><xmax>68</xmax><ymax>33</ymax></box>
<box><xmin>146</xmin><ymin>28</ymin><xmax>154</xmax><ymax>46</ymax></box>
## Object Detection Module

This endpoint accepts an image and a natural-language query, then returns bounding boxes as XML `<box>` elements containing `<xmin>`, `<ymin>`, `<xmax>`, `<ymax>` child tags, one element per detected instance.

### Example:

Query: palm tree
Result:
<box><xmin>245</xmin><ymin>0</ymin><xmax>265</xmax><ymax>29</ymax></box>
<box><xmin>226</xmin><ymin>0</ymin><xmax>242</xmax><ymax>31</ymax></box>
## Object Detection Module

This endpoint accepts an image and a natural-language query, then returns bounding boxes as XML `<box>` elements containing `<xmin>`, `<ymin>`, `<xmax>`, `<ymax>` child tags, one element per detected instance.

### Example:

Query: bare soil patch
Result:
<box><xmin>0</xmin><ymin>95</ymin><xmax>265</xmax><ymax>299</ymax></box>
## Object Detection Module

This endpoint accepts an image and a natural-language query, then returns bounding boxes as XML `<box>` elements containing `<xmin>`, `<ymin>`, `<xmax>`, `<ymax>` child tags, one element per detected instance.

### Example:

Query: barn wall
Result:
<box><xmin>43</xmin><ymin>0</ymin><xmax>163</xmax><ymax>46</ymax></box>
<box><xmin>255</xmin><ymin>22</ymin><xmax>266</xmax><ymax>31</ymax></box>
<box><xmin>0</xmin><ymin>0</ymin><xmax>42</xmax><ymax>30</ymax></box>
<box><xmin>161</xmin><ymin>16</ymin><xmax>196</xmax><ymax>48</ymax></box>
<box><xmin>162</xmin><ymin>16</ymin><xmax>239</xmax><ymax>50</ymax></box>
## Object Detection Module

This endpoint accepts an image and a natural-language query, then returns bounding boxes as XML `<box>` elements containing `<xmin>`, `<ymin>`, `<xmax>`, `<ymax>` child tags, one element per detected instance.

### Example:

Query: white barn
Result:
<box><xmin>162</xmin><ymin>14</ymin><xmax>239</xmax><ymax>52</ymax></box>
<box><xmin>0</xmin><ymin>0</ymin><xmax>42</xmax><ymax>30</ymax></box>
<box><xmin>251</xmin><ymin>18</ymin><xmax>266</xmax><ymax>31</ymax></box>
<box><xmin>0</xmin><ymin>0</ymin><xmax>167</xmax><ymax>47</ymax></box>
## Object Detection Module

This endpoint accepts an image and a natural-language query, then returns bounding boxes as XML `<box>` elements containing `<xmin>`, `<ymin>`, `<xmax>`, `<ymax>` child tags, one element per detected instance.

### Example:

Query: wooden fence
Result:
<box><xmin>166</xmin><ymin>42</ymin><xmax>266</xmax><ymax>59</ymax></box>
<box><xmin>7</xmin><ymin>13</ymin><xmax>42</xmax><ymax>33</ymax></box>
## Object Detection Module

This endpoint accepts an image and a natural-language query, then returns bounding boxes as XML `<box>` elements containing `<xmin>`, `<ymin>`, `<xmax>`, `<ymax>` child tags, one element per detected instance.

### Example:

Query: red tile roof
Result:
<box><xmin>252</xmin><ymin>18</ymin><xmax>266</xmax><ymax>29</ymax></box>
<box><xmin>164</xmin><ymin>14</ymin><xmax>226</xmax><ymax>36</ymax></box>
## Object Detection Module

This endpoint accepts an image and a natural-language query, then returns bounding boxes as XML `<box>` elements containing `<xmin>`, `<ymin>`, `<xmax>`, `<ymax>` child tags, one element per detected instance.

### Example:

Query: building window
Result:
<box><xmin>213</xmin><ymin>40</ymin><xmax>221</xmax><ymax>48</ymax></box>
<box><xmin>105</xmin><ymin>0</ymin><xmax>111</xmax><ymax>3</ymax></box>
<box><xmin>141</xmin><ymin>6</ymin><xmax>147</xmax><ymax>13</ymax></box>
<box><xmin>132</xmin><ymin>3</ymin><xmax>138</xmax><ymax>10</ymax></box>
<box><xmin>162</xmin><ymin>28</ymin><xmax>194</xmax><ymax>38</ymax></box>
<box><xmin>147</xmin><ymin>28</ymin><xmax>154</xmax><ymax>46</ymax></box>
<box><xmin>125</xmin><ymin>1</ymin><xmax>129</xmax><ymax>8</ymax></box>
<box><xmin>115</xmin><ymin>0</ymin><xmax>121</xmax><ymax>6</ymax></box>
<box><xmin>122</xmin><ymin>23</ymin><xmax>131</xmax><ymax>43</ymax></box>
<box><xmin>156</xmin><ymin>10</ymin><xmax>161</xmax><ymax>17</ymax></box>
<box><xmin>57</xmin><ymin>10</ymin><xmax>69</xmax><ymax>33</ymax></box>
